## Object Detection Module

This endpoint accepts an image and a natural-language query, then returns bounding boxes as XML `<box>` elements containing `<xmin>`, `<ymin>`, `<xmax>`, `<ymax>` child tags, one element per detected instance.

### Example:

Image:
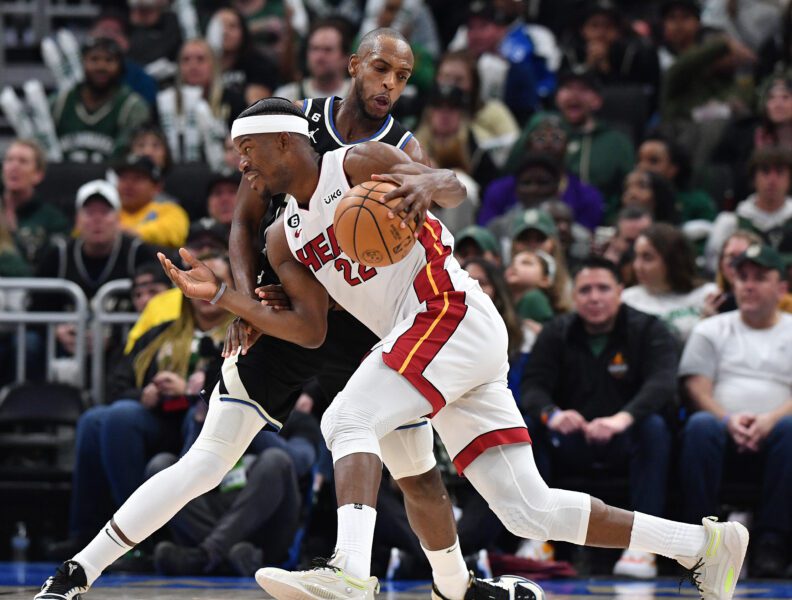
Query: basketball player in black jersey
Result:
<box><xmin>223</xmin><ymin>27</ymin><xmax>486</xmax><ymax>600</ymax></box>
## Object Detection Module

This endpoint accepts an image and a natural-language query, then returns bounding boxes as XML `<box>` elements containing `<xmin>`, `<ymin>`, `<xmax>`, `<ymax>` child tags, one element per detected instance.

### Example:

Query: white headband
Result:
<box><xmin>231</xmin><ymin>114</ymin><xmax>309</xmax><ymax>140</ymax></box>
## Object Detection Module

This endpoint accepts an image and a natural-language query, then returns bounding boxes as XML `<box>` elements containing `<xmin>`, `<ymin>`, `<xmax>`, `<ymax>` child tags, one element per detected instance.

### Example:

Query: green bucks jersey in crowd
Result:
<box><xmin>51</xmin><ymin>84</ymin><xmax>150</xmax><ymax>163</ymax></box>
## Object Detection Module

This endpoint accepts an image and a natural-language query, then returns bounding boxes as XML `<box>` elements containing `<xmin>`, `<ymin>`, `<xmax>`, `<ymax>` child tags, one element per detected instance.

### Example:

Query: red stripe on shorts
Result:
<box><xmin>382</xmin><ymin>292</ymin><xmax>467</xmax><ymax>416</ymax></box>
<box><xmin>453</xmin><ymin>426</ymin><xmax>532</xmax><ymax>474</ymax></box>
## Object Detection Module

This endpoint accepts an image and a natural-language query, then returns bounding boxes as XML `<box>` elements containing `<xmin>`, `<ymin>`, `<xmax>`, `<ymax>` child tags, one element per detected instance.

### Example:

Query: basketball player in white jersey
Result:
<box><xmin>158</xmin><ymin>98</ymin><xmax>749</xmax><ymax>600</ymax></box>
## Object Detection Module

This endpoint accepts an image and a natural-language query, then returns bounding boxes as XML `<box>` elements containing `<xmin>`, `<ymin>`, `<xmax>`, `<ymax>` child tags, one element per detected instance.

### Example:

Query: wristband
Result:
<box><xmin>210</xmin><ymin>282</ymin><xmax>227</xmax><ymax>305</ymax></box>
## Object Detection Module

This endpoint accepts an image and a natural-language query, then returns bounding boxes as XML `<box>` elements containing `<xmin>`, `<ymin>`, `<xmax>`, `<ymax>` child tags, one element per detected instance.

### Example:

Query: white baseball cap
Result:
<box><xmin>76</xmin><ymin>180</ymin><xmax>121</xmax><ymax>211</ymax></box>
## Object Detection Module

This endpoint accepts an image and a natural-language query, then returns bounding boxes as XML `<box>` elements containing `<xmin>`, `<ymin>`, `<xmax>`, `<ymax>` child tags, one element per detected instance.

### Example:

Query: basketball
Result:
<box><xmin>333</xmin><ymin>181</ymin><xmax>417</xmax><ymax>267</ymax></box>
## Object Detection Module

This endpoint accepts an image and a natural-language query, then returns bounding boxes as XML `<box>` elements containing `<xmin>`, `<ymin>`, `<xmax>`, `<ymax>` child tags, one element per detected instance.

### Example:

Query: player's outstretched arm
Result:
<box><xmin>158</xmin><ymin>241</ymin><xmax>328</xmax><ymax>349</ymax></box>
<box><xmin>344</xmin><ymin>141</ymin><xmax>466</xmax><ymax>231</ymax></box>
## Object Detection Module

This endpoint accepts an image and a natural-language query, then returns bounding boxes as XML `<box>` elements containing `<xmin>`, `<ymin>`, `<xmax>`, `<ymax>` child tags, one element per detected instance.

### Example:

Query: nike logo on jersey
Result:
<box><xmin>295</xmin><ymin>228</ymin><xmax>302</xmax><ymax>238</ymax></box>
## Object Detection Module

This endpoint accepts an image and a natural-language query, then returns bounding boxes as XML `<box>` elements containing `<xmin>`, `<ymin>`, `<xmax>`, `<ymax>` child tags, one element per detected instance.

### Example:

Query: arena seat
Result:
<box><xmin>598</xmin><ymin>84</ymin><xmax>650</xmax><ymax>145</ymax></box>
<box><xmin>36</xmin><ymin>162</ymin><xmax>108</xmax><ymax>220</ymax></box>
<box><xmin>163</xmin><ymin>163</ymin><xmax>214</xmax><ymax>222</ymax></box>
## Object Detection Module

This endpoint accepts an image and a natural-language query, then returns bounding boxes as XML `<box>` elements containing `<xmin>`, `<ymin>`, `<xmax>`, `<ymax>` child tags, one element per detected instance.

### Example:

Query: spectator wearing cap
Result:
<box><xmin>657</xmin><ymin>0</ymin><xmax>703</xmax><ymax>72</ymax></box>
<box><xmin>454</xmin><ymin>225</ymin><xmax>501</xmax><ymax>267</ymax></box>
<box><xmin>448</xmin><ymin>0</ymin><xmax>558</xmax><ymax>122</ymax></box>
<box><xmin>521</xmin><ymin>255</ymin><xmax>678</xmax><ymax>579</ymax></box>
<box><xmin>31</xmin><ymin>180</ymin><xmax>158</xmax><ymax>357</ymax></box>
<box><xmin>1</xmin><ymin>139</ymin><xmax>70</xmax><ymax>269</ymax></box>
<box><xmin>51</xmin><ymin>37</ymin><xmax>151</xmax><ymax>164</ymax></box>
<box><xmin>559</xmin><ymin>0</ymin><xmax>660</xmax><ymax>110</ymax></box>
<box><xmin>706</xmin><ymin>147</ymin><xmax>792</xmax><ymax>274</ymax></box>
<box><xmin>186</xmin><ymin>220</ymin><xmax>230</xmax><ymax>257</ymax></box>
<box><xmin>623</xmin><ymin>223</ymin><xmax>718</xmax><ymax>342</ymax></box>
<box><xmin>489</xmin><ymin>114</ymin><xmax>604</xmax><ymax>230</ymax></box>
<box><xmin>206</xmin><ymin>172</ymin><xmax>242</xmax><ymax>230</ymax></box>
<box><xmin>90</xmin><ymin>9</ymin><xmax>158</xmax><ymax>107</ymax></box>
<box><xmin>414</xmin><ymin>84</ymin><xmax>499</xmax><ymax>228</ymax></box>
<box><xmin>116</xmin><ymin>155</ymin><xmax>189</xmax><ymax>249</ymax></box>
<box><xmin>550</xmin><ymin>71</ymin><xmax>635</xmax><ymax>203</ymax></box>
<box><xmin>678</xmin><ymin>244</ymin><xmax>792</xmax><ymax>578</ymax></box>
<box><xmin>275</xmin><ymin>19</ymin><xmax>351</xmax><ymax>101</ymax></box>
<box><xmin>130</xmin><ymin>262</ymin><xmax>172</xmax><ymax>314</ymax></box>
<box><xmin>127</xmin><ymin>0</ymin><xmax>183</xmax><ymax>79</ymax></box>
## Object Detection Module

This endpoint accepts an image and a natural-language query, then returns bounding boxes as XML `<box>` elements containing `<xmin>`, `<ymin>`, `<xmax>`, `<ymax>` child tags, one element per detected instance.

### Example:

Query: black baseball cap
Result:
<box><xmin>733</xmin><ymin>244</ymin><xmax>787</xmax><ymax>279</ymax></box>
<box><xmin>661</xmin><ymin>0</ymin><xmax>701</xmax><ymax>19</ymax></box>
<box><xmin>584</xmin><ymin>0</ymin><xmax>620</xmax><ymax>22</ymax></box>
<box><xmin>113</xmin><ymin>155</ymin><xmax>162</xmax><ymax>182</ymax></box>
<box><xmin>467</xmin><ymin>0</ymin><xmax>510</xmax><ymax>26</ymax></box>
<box><xmin>187</xmin><ymin>219</ymin><xmax>229</xmax><ymax>250</ymax></box>
<box><xmin>206</xmin><ymin>171</ymin><xmax>242</xmax><ymax>195</ymax></box>
<box><xmin>557</xmin><ymin>68</ymin><xmax>603</xmax><ymax>94</ymax></box>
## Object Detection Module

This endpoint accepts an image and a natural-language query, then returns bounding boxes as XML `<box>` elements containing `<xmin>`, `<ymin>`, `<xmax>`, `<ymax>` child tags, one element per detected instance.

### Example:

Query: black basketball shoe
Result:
<box><xmin>35</xmin><ymin>560</ymin><xmax>89</xmax><ymax>599</ymax></box>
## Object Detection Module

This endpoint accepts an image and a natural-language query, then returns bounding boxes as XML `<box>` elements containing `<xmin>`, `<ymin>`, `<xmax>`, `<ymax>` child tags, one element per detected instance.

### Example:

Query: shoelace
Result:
<box><xmin>468</xmin><ymin>578</ymin><xmax>512</xmax><ymax>600</ymax></box>
<box><xmin>679</xmin><ymin>558</ymin><xmax>705</xmax><ymax>596</ymax></box>
<box><xmin>311</xmin><ymin>556</ymin><xmax>342</xmax><ymax>573</ymax></box>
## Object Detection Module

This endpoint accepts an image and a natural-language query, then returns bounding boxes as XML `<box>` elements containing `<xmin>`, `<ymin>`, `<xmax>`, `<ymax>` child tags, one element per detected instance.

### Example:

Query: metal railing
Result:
<box><xmin>0</xmin><ymin>278</ymin><xmax>87</xmax><ymax>387</ymax></box>
<box><xmin>90</xmin><ymin>279</ymin><xmax>138</xmax><ymax>405</ymax></box>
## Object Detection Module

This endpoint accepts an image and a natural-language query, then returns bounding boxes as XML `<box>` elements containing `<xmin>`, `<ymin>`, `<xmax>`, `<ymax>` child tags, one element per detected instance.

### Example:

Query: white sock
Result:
<box><xmin>73</xmin><ymin>521</ymin><xmax>133</xmax><ymax>586</ymax></box>
<box><xmin>421</xmin><ymin>537</ymin><xmax>469</xmax><ymax>600</ymax></box>
<box><xmin>629</xmin><ymin>512</ymin><xmax>707</xmax><ymax>562</ymax></box>
<box><xmin>333</xmin><ymin>504</ymin><xmax>377</xmax><ymax>579</ymax></box>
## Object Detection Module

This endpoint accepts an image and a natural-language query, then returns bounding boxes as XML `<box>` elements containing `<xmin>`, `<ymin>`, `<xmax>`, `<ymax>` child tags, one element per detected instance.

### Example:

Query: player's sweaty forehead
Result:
<box><xmin>358</xmin><ymin>36</ymin><xmax>414</xmax><ymax>71</ymax></box>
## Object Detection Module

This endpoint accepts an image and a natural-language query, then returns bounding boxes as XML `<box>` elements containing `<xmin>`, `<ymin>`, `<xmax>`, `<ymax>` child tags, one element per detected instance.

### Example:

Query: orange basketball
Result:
<box><xmin>333</xmin><ymin>181</ymin><xmax>417</xmax><ymax>267</ymax></box>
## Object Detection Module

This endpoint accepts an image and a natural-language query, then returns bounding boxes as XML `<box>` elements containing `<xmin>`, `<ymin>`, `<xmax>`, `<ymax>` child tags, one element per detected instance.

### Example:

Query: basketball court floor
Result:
<box><xmin>1</xmin><ymin>564</ymin><xmax>791</xmax><ymax>599</ymax></box>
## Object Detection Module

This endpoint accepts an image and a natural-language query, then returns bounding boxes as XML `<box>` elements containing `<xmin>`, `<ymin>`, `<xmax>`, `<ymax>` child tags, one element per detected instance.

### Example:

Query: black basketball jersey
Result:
<box><xmin>301</xmin><ymin>96</ymin><xmax>415</xmax><ymax>154</ymax></box>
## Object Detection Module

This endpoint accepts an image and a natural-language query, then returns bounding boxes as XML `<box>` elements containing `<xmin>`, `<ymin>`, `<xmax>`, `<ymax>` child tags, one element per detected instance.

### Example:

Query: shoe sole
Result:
<box><xmin>256</xmin><ymin>571</ymin><xmax>346</xmax><ymax>600</ymax></box>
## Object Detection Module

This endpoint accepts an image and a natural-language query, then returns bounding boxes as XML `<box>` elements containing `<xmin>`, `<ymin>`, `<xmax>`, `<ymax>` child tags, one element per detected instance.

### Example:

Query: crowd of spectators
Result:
<box><xmin>1</xmin><ymin>0</ymin><xmax>791</xmax><ymax>583</ymax></box>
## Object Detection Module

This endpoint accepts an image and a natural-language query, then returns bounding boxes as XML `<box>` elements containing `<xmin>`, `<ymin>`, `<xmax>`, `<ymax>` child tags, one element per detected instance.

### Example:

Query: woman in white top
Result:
<box><xmin>622</xmin><ymin>223</ymin><xmax>718</xmax><ymax>342</ymax></box>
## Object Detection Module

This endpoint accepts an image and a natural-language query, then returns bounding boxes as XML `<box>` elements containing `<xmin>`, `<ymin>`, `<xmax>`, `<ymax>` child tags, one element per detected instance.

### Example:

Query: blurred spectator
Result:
<box><xmin>115</xmin><ymin>155</ymin><xmax>189</xmax><ymax>249</ymax></box>
<box><xmin>637</xmin><ymin>133</ymin><xmax>717</xmax><ymax>223</ymax></box>
<box><xmin>452</xmin><ymin>0</ymin><xmax>558</xmax><ymax>122</ymax></box>
<box><xmin>496</xmin><ymin>114</ymin><xmax>604</xmax><ymax>230</ymax></box>
<box><xmin>1</xmin><ymin>140</ymin><xmax>70</xmax><ymax>268</ymax></box>
<box><xmin>233</xmin><ymin>0</ymin><xmax>309</xmax><ymax>81</ymax></box>
<box><xmin>756</xmin><ymin>2</ymin><xmax>792</xmax><ymax>81</ymax></box>
<box><xmin>31</xmin><ymin>180</ymin><xmax>158</xmax><ymax>356</ymax></box>
<box><xmin>701</xmin><ymin>229</ymin><xmax>763</xmax><ymax>316</ymax></box>
<box><xmin>622</xmin><ymin>223</ymin><xmax>718</xmax><ymax>341</ymax></box>
<box><xmin>560</xmin><ymin>0</ymin><xmax>660</xmax><ymax>109</ymax></box>
<box><xmin>52</xmin><ymin>37</ymin><xmax>151</xmax><ymax>164</ymax></box>
<box><xmin>205</xmin><ymin>171</ymin><xmax>242</xmax><ymax>230</ymax></box>
<box><xmin>678</xmin><ymin>243</ymin><xmax>792</xmax><ymax>578</ymax></box>
<box><xmin>597</xmin><ymin>206</ymin><xmax>653</xmax><ymax>285</ymax></box>
<box><xmin>90</xmin><ymin>9</ymin><xmax>158</xmax><ymax>107</ymax></box>
<box><xmin>301</xmin><ymin>0</ymin><xmax>362</xmax><ymax>27</ymax></box>
<box><xmin>127</xmin><ymin>0</ymin><xmax>183</xmax><ymax>80</ymax></box>
<box><xmin>541</xmin><ymin>198</ymin><xmax>592</xmax><ymax>269</ymax></box>
<box><xmin>661</xmin><ymin>32</ymin><xmax>756</xmax><ymax>122</ymax></box>
<box><xmin>505</xmin><ymin>248</ymin><xmax>557</xmax><ymax>327</ymax></box>
<box><xmin>50</xmin><ymin>255</ymin><xmax>232</xmax><ymax>556</ymax></box>
<box><xmin>486</xmin><ymin>153</ymin><xmax>563</xmax><ymax>246</ymax></box>
<box><xmin>754</xmin><ymin>74</ymin><xmax>792</xmax><ymax>149</ymax></box>
<box><xmin>522</xmin><ymin>255</ymin><xmax>678</xmax><ymax>579</ymax></box>
<box><xmin>130</xmin><ymin>124</ymin><xmax>173</xmax><ymax>177</ymax></box>
<box><xmin>130</xmin><ymin>262</ymin><xmax>172</xmax><ymax>313</ymax></box>
<box><xmin>177</xmin><ymin>38</ymin><xmax>246</xmax><ymax>129</ymax></box>
<box><xmin>620</xmin><ymin>168</ymin><xmax>680</xmax><ymax>224</ymax></box>
<box><xmin>210</xmin><ymin>7</ymin><xmax>279</xmax><ymax>105</ymax></box>
<box><xmin>185</xmin><ymin>220</ymin><xmax>230</xmax><ymax>257</ymax></box>
<box><xmin>435</xmin><ymin>50</ymin><xmax>519</xmax><ymax>166</ymax></box>
<box><xmin>706</xmin><ymin>147</ymin><xmax>792</xmax><ymax>272</ymax></box>
<box><xmin>657</xmin><ymin>0</ymin><xmax>703</xmax><ymax>72</ymax></box>
<box><xmin>0</xmin><ymin>212</ymin><xmax>33</xmax><ymax>387</ymax></box>
<box><xmin>274</xmin><ymin>19</ymin><xmax>351</xmax><ymax>100</ymax></box>
<box><xmin>455</xmin><ymin>225</ymin><xmax>502</xmax><ymax>266</ymax></box>
<box><xmin>414</xmin><ymin>84</ymin><xmax>499</xmax><ymax>224</ymax></box>
<box><xmin>358</xmin><ymin>0</ymin><xmax>440</xmax><ymax>94</ymax></box>
<box><xmin>553</xmin><ymin>70</ymin><xmax>635</xmax><ymax>201</ymax></box>
<box><xmin>151</xmin><ymin>410</ymin><xmax>321</xmax><ymax>575</ymax></box>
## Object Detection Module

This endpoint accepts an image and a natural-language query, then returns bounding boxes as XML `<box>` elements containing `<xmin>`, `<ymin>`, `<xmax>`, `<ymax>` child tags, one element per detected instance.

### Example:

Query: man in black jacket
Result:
<box><xmin>521</xmin><ymin>256</ymin><xmax>678</xmax><ymax>579</ymax></box>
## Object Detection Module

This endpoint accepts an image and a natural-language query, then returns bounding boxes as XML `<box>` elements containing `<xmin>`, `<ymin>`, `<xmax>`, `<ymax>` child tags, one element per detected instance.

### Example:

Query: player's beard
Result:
<box><xmin>353</xmin><ymin>84</ymin><xmax>384</xmax><ymax>122</ymax></box>
<box><xmin>85</xmin><ymin>72</ymin><xmax>121</xmax><ymax>96</ymax></box>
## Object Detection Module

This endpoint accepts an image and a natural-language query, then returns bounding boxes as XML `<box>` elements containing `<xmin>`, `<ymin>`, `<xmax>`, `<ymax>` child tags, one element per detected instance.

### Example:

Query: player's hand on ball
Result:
<box><xmin>224</xmin><ymin>317</ymin><xmax>260</xmax><ymax>357</ymax></box>
<box><xmin>158</xmin><ymin>249</ymin><xmax>223</xmax><ymax>302</ymax></box>
<box><xmin>255</xmin><ymin>285</ymin><xmax>292</xmax><ymax>310</ymax></box>
<box><xmin>372</xmin><ymin>172</ymin><xmax>432</xmax><ymax>236</ymax></box>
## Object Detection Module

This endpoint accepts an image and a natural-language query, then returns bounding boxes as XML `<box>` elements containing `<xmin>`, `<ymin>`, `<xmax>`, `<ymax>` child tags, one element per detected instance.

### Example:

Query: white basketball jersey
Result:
<box><xmin>283</xmin><ymin>147</ymin><xmax>477</xmax><ymax>338</ymax></box>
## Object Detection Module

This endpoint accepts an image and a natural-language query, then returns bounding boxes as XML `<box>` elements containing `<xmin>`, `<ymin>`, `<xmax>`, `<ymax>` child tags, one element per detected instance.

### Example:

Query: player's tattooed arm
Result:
<box><xmin>344</xmin><ymin>142</ymin><xmax>466</xmax><ymax>232</ymax></box>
